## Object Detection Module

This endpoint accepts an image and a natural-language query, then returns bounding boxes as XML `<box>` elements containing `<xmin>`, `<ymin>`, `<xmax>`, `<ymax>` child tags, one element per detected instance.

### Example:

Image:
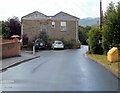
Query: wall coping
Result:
<box><xmin>0</xmin><ymin>39</ymin><xmax>20</xmax><ymax>45</ymax></box>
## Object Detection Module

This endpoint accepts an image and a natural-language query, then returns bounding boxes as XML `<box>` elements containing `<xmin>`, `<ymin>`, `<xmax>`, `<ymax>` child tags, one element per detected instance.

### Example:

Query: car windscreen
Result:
<box><xmin>35</xmin><ymin>40</ymin><xmax>44</xmax><ymax>43</ymax></box>
<box><xmin>56</xmin><ymin>42</ymin><xmax>62</xmax><ymax>44</ymax></box>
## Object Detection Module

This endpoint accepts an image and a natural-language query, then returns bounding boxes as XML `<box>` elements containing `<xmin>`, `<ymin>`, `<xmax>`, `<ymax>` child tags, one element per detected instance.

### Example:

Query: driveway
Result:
<box><xmin>0</xmin><ymin>45</ymin><xmax>119</xmax><ymax>91</ymax></box>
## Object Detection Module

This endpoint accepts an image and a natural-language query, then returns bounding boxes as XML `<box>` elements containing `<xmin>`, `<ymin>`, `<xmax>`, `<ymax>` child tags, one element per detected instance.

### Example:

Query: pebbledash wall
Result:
<box><xmin>21</xmin><ymin>11</ymin><xmax>79</xmax><ymax>43</ymax></box>
<box><xmin>0</xmin><ymin>39</ymin><xmax>20</xmax><ymax>58</ymax></box>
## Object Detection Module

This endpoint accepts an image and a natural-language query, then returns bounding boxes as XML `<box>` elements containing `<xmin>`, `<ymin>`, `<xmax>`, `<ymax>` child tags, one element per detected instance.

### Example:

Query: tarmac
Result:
<box><xmin>0</xmin><ymin>50</ymin><xmax>40</xmax><ymax>71</ymax></box>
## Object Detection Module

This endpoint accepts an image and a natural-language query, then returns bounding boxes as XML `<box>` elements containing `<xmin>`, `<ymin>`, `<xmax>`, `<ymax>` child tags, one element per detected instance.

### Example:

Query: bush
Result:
<box><xmin>87</xmin><ymin>27</ymin><xmax>103</xmax><ymax>54</ymax></box>
<box><xmin>64</xmin><ymin>39</ymin><xmax>81</xmax><ymax>49</ymax></box>
<box><xmin>73</xmin><ymin>41</ymin><xmax>81</xmax><ymax>49</ymax></box>
<box><xmin>22</xmin><ymin>34</ymin><xmax>29</xmax><ymax>46</ymax></box>
<box><xmin>38</xmin><ymin>31</ymin><xmax>49</xmax><ymax>42</ymax></box>
<box><xmin>47</xmin><ymin>38</ymin><xmax>81</xmax><ymax>49</ymax></box>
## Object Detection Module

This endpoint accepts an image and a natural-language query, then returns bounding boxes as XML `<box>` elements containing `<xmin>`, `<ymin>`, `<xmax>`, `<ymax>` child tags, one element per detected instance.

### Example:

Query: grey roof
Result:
<box><xmin>22</xmin><ymin>11</ymin><xmax>48</xmax><ymax>19</ymax></box>
<box><xmin>22</xmin><ymin>11</ymin><xmax>80</xmax><ymax>20</ymax></box>
<box><xmin>54</xmin><ymin>11</ymin><xmax>79</xmax><ymax>20</ymax></box>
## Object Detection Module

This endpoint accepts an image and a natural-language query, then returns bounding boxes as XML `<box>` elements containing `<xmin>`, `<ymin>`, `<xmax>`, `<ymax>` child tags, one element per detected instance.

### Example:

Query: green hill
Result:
<box><xmin>79</xmin><ymin>17</ymin><xmax>100</xmax><ymax>27</ymax></box>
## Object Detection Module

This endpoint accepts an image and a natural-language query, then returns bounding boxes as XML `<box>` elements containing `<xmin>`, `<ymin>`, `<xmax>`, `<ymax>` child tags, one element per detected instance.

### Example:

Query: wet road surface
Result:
<box><xmin>1</xmin><ymin>45</ymin><xmax>119</xmax><ymax>91</ymax></box>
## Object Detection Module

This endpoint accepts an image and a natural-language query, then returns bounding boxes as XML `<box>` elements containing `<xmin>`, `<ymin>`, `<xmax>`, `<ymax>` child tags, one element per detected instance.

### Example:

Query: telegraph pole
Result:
<box><xmin>99</xmin><ymin>0</ymin><xmax>103</xmax><ymax>54</ymax></box>
<box><xmin>100</xmin><ymin>0</ymin><xmax>103</xmax><ymax>43</ymax></box>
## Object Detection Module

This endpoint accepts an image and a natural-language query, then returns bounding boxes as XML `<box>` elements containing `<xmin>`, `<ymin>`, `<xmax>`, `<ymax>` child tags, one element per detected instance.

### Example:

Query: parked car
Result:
<box><xmin>51</xmin><ymin>41</ymin><xmax>64</xmax><ymax>49</ymax></box>
<box><xmin>34</xmin><ymin>39</ymin><xmax>46</xmax><ymax>49</ymax></box>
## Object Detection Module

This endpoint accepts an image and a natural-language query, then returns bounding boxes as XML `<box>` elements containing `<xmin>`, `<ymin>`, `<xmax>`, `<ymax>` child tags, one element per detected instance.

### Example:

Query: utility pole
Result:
<box><xmin>99</xmin><ymin>0</ymin><xmax>103</xmax><ymax>54</ymax></box>
<box><xmin>100</xmin><ymin>0</ymin><xmax>103</xmax><ymax>43</ymax></box>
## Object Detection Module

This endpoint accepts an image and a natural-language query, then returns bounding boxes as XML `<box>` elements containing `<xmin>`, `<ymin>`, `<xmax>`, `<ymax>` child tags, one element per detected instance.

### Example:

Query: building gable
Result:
<box><xmin>54</xmin><ymin>11</ymin><xmax>79</xmax><ymax>20</ymax></box>
<box><xmin>22</xmin><ymin>11</ymin><xmax>47</xmax><ymax>19</ymax></box>
<box><xmin>22</xmin><ymin>11</ymin><xmax>79</xmax><ymax>20</ymax></box>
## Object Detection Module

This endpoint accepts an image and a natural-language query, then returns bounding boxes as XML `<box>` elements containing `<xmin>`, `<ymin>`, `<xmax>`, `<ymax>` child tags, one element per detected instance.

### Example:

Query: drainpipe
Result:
<box><xmin>21</xmin><ymin>19</ymin><xmax>23</xmax><ymax>36</ymax></box>
<box><xmin>76</xmin><ymin>20</ymin><xmax>78</xmax><ymax>42</ymax></box>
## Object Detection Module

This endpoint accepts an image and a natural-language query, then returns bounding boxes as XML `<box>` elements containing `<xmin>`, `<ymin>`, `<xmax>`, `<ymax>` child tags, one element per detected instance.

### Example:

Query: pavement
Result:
<box><xmin>0</xmin><ymin>50</ymin><xmax>40</xmax><ymax>71</ymax></box>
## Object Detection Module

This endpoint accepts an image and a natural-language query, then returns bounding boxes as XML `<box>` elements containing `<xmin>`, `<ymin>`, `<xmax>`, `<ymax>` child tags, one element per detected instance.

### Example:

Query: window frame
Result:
<box><xmin>60</xmin><ymin>22</ymin><xmax>67</xmax><ymax>31</ymax></box>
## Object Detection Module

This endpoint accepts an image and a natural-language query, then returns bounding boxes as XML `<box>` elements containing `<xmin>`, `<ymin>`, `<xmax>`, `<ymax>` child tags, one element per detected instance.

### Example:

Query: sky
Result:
<box><xmin>0</xmin><ymin>0</ymin><xmax>119</xmax><ymax>21</ymax></box>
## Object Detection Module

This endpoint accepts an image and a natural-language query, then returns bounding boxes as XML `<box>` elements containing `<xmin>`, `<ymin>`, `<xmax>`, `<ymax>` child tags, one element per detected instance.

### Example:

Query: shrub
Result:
<box><xmin>73</xmin><ymin>41</ymin><xmax>81</xmax><ymax>49</ymax></box>
<box><xmin>47</xmin><ymin>38</ymin><xmax>81</xmax><ymax>49</ymax></box>
<box><xmin>87</xmin><ymin>27</ymin><xmax>103</xmax><ymax>54</ymax></box>
<box><xmin>38</xmin><ymin>31</ymin><xmax>49</xmax><ymax>42</ymax></box>
<box><xmin>61</xmin><ymin>39</ymin><xmax>81</xmax><ymax>49</ymax></box>
<box><xmin>22</xmin><ymin>34</ymin><xmax>29</xmax><ymax>46</ymax></box>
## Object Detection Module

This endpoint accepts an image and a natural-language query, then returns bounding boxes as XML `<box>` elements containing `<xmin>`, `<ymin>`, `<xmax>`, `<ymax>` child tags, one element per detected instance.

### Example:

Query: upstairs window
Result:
<box><xmin>51</xmin><ymin>21</ymin><xmax>55</xmax><ymax>28</ymax></box>
<box><xmin>61</xmin><ymin>22</ymin><xmax>66</xmax><ymax>31</ymax></box>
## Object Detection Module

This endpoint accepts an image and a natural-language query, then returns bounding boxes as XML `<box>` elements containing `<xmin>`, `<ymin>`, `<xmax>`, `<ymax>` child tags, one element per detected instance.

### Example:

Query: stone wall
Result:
<box><xmin>22</xmin><ymin>19</ymin><xmax>78</xmax><ymax>43</ymax></box>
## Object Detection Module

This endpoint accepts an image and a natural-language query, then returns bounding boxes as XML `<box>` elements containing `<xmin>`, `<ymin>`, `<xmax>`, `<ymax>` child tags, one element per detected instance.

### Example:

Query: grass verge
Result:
<box><xmin>86</xmin><ymin>52</ymin><xmax>120</xmax><ymax>79</ymax></box>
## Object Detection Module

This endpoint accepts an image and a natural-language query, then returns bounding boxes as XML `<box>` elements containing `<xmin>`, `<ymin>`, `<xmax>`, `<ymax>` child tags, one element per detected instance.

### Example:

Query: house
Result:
<box><xmin>21</xmin><ymin>11</ymin><xmax>79</xmax><ymax>43</ymax></box>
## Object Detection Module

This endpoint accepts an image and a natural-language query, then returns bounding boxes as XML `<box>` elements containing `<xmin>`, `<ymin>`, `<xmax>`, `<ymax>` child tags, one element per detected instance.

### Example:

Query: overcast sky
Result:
<box><xmin>0</xmin><ymin>0</ymin><xmax>119</xmax><ymax>20</ymax></box>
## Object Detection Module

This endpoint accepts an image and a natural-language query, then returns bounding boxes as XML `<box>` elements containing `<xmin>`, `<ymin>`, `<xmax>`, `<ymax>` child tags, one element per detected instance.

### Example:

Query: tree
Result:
<box><xmin>104</xmin><ymin>2</ymin><xmax>115</xmax><ymax>18</ymax></box>
<box><xmin>7</xmin><ymin>17</ymin><xmax>21</xmax><ymax>36</ymax></box>
<box><xmin>102</xmin><ymin>1</ymin><xmax>120</xmax><ymax>53</ymax></box>
<box><xmin>85</xmin><ymin>26</ymin><xmax>92</xmax><ymax>31</ymax></box>
<box><xmin>78</xmin><ymin>26</ymin><xmax>91</xmax><ymax>45</ymax></box>
<box><xmin>2</xmin><ymin>21</ymin><xmax>11</xmax><ymax>39</ymax></box>
<box><xmin>0</xmin><ymin>21</ymin><xmax>2</xmax><ymax>35</ymax></box>
<box><xmin>87</xmin><ymin>27</ymin><xmax>103</xmax><ymax>54</ymax></box>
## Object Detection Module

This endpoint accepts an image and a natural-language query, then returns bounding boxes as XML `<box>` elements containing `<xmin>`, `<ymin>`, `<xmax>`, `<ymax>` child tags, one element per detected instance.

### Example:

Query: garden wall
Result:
<box><xmin>0</xmin><ymin>39</ymin><xmax>20</xmax><ymax>58</ymax></box>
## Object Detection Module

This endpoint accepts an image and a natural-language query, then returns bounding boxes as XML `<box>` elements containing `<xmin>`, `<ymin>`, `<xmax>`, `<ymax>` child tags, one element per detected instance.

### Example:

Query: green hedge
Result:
<box><xmin>48</xmin><ymin>38</ymin><xmax>81</xmax><ymax>49</ymax></box>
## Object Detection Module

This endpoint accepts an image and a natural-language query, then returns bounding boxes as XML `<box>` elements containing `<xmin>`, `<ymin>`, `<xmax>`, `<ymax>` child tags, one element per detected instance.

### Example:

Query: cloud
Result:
<box><xmin>0</xmin><ymin>0</ymin><xmax>120</xmax><ymax>20</ymax></box>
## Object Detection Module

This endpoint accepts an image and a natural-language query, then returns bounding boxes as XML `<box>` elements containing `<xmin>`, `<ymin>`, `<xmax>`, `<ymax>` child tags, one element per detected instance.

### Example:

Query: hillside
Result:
<box><xmin>79</xmin><ymin>17</ymin><xmax>100</xmax><ymax>27</ymax></box>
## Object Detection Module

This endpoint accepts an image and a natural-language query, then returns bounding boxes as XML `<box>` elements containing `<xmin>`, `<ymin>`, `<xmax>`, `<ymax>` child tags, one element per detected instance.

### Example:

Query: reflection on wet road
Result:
<box><xmin>1</xmin><ymin>45</ymin><xmax>119</xmax><ymax>91</ymax></box>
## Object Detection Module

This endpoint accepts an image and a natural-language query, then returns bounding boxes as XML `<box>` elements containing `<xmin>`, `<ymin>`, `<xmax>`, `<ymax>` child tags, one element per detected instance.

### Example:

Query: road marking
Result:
<box><xmin>0</xmin><ymin>80</ymin><xmax>14</xmax><ymax>84</ymax></box>
<box><xmin>4</xmin><ymin>86</ymin><xmax>13</xmax><ymax>88</ymax></box>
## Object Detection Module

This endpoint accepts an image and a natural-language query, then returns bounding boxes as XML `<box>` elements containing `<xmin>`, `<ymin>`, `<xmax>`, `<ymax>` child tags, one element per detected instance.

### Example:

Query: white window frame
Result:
<box><xmin>60</xmin><ymin>22</ymin><xmax>66</xmax><ymax>31</ymax></box>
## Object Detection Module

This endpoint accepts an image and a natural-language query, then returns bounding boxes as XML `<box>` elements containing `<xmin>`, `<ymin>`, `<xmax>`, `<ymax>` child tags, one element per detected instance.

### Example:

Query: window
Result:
<box><xmin>61</xmin><ymin>22</ymin><xmax>66</xmax><ymax>31</ymax></box>
<box><xmin>41</xmin><ymin>24</ymin><xmax>47</xmax><ymax>33</ymax></box>
<box><xmin>51</xmin><ymin>21</ymin><xmax>55</xmax><ymax>28</ymax></box>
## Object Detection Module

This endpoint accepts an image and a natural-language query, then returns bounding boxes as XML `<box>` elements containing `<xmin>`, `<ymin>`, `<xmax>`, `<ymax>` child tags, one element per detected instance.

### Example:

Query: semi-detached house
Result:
<box><xmin>21</xmin><ymin>11</ymin><xmax>80</xmax><ymax>43</ymax></box>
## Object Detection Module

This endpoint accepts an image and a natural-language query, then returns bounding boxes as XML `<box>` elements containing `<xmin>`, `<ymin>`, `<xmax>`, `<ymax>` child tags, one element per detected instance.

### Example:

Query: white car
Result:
<box><xmin>52</xmin><ymin>41</ymin><xmax>64</xmax><ymax>49</ymax></box>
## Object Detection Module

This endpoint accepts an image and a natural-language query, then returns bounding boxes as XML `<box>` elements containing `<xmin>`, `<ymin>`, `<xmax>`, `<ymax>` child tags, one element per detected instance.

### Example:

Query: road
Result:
<box><xmin>0</xmin><ymin>45</ymin><xmax>119</xmax><ymax>91</ymax></box>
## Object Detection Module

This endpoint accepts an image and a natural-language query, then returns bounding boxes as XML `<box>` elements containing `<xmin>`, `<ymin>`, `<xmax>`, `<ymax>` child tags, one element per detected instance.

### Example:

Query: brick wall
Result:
<box><xmin>0</xmin><ymin>39</ymin><xmax>20</xmax><ymax>58</ymax></box>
